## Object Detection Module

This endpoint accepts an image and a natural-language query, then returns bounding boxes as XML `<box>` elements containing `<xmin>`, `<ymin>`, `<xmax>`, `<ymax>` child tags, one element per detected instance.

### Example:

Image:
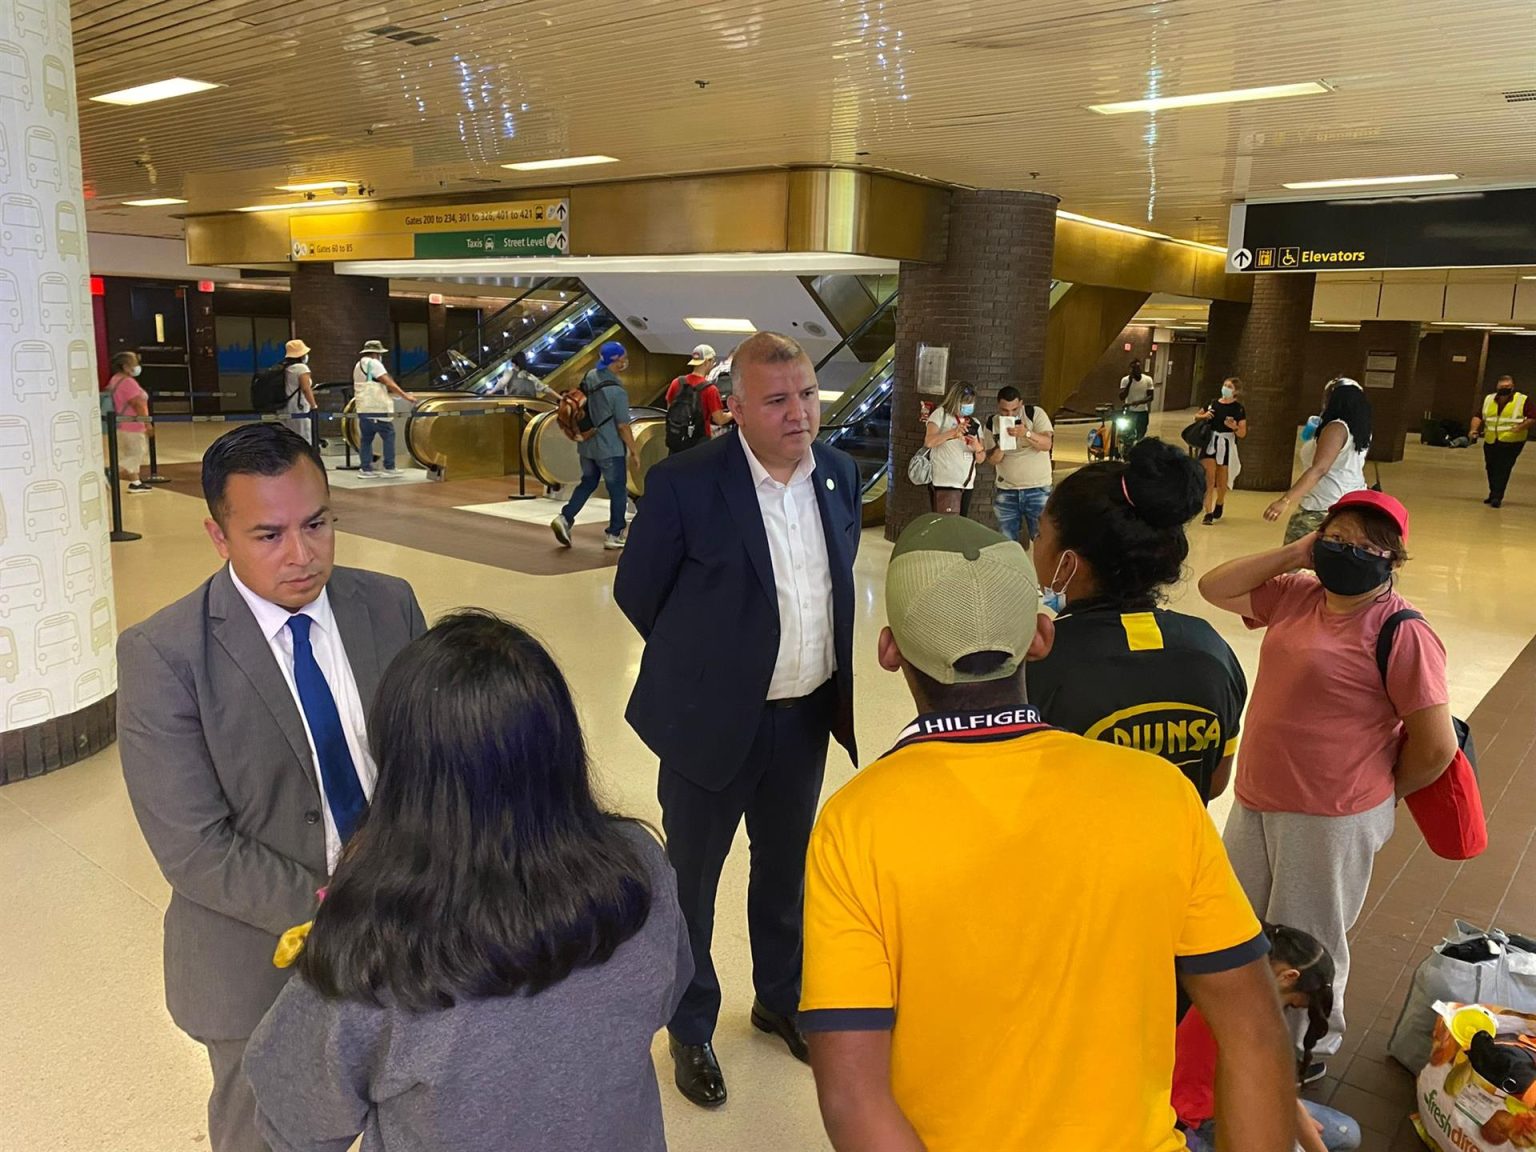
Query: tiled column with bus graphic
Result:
<box><xmin>0</xmin><ymin>0</ymin><xmax>116</xmax><ymax>782</ymax></box>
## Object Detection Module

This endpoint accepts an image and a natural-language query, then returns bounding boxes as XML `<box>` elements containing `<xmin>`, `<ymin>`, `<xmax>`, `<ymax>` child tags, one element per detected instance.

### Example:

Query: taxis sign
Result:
<box><xmin>289</xmin><ymin>199</ymin><xmax>570</xmax><ymax>261</ymax></box>
<box><xmin>1227</xmin><ymin>187</ymin><xmax>1536</xmax><ymax>272</ymax></box>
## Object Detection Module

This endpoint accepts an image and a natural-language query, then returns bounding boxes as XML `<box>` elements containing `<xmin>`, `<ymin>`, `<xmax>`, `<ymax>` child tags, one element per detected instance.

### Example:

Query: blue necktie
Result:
<box><xmin>286</xmin><ymin>614</ymin><xmax>366</xmax><ymax>845</ymax></box>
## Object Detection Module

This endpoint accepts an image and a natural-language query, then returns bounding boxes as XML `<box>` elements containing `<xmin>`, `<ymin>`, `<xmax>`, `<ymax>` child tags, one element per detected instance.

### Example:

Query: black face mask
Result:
<box><xmin>1312</xmin><ymin>538</ymin><xmax>1393</xmax><ymax>597</ymax></box>
<box><xmin>1497</xmin><ymin>388</ymin><xmax>1513</xmax><ymax>398</ymax></box>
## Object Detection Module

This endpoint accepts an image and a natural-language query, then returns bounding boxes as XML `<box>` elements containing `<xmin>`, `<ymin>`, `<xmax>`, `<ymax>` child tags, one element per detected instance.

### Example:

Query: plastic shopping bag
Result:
<box><xmin>1390</xmin><ymin>922</ymin><xmax>1536</xmax><ymax>1072</ymax></box>
<box><xmin>1413</xmin><ymin>1003</ymin><xmax>1536</xmax><ymax>1151</ymax></box>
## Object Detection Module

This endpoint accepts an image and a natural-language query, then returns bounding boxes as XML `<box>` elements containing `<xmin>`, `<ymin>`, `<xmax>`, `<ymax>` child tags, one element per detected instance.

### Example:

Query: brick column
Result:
<box><xmin>289</xmin><ymin>264</ymin><xmax>391</xmax><ymax>384</ymax></box>
<box><xmin>1232</xmin><ymin>273</ymin><xmax>1316</xmax><ymax>491</ymax></box>
<box><xmin>1357</xmin><ymin>321</ymin><xmax>1423</xmax><ymax>462</ymax></box>
<box><xmin>1200</xmin><ymin>299</ymin><xmax>1250</xmax><ymax>405</ymax></box>
<box><xmin>887</xmin><ymin>189</ymin><xmax>1058</xmax><ymax>540</ymax></box>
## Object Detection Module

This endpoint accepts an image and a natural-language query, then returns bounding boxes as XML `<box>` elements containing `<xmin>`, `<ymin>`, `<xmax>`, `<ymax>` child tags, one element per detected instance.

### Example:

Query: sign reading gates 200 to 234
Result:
<box><xmin>289</xmin><ymin>200</ymin><xmax>570</xmax><ymax>261</ymax></box>
<box><xmin>1226</xmin><ymin>187</ymin><xmax>1536</xmax><ymax>273</ymax></box>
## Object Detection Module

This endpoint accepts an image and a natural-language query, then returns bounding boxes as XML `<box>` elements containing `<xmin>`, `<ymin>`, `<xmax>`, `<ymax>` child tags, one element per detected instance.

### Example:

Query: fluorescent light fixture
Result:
<box><xmin>1282</xmin><ymin>174</ymin><xmax>1459</xmax><ymax>190</ymax></box>
<box><xmin>819</xmin><ymin>390</ymin><xmax>846</xmax><ymax>402</ymax></box>
<box><xmin>275</xmin><ymin>180</ymin><xmax>356</xmax><ymax>193</ymax></box>
<box><xmin>1088</xmin><ymin>81</ymin><xmax>1329</xmax><ymax>115</ymax></box>
<box><xmin>1056</xmin><ymin>210</ymin><xmax>1228</xmax><ymax>253</ymax></box>
<box><xmin>684</xmin><ymin>317</ymin><xmax>757</xmax><ymax>333</ymax></box>
<box><xmin>1313</xmin><ymin>322</ymin><xmax>1361</xmax><ymax>329</ymax></box>
<box><xmin>1492</xmin><ymin>327</ymin><xmax>1534</xmax><ymax>334</ymax></box>
<box><xmin>236</xmin><ymin>198</ymin><xmax>368</xmax><ymax>213</ymax></box>
<box><xmin>91</xmin><ymin>77</ymin><xmax>220</xmax><ymax>106</ymax></box>
<box><xmin>501</xmin><ymin>155</ymin><xmax>618</xmax><ymax>172</ymax></box>
<box><xmin>122</xmin><ymin>197</ymin><xmax>187</xmax><ymax>207</ymax></box>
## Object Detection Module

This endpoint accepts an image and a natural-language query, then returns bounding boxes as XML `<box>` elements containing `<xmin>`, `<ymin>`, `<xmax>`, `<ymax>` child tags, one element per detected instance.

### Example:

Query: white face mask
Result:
<box><xmin>128</xmin><ymin>365</ymin><xmax>142</xmax><ymax>377</ymax></box>
<box><xmin>1220</xmin><ymin>385</ymin><xmax>1235</xmax><ymax>400</ymax></box>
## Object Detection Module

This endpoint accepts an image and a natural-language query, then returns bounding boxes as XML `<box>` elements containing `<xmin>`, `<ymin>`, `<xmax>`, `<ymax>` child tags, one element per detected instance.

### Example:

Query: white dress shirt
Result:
<box><xmin>229</xmin><ymin>567</ymin><xmax>376</xmax><ymax>873</ymax></box>
<box><xmin>739</xmin><ymin>437</ymin><xmax>836</xmax><ymax>699</ymax></box>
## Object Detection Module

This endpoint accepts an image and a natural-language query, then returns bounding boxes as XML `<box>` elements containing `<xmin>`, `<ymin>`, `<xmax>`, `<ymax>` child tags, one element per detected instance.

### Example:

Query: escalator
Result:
<box><xmin>400</xmin><ymin>286</ymin><xmax>621</xmax><ymax>479</ymax></box>
<box><xmin>819</xmin><ymin>350</ymin><xmax>895</xmax><ymax>526</ymax></box>
<box><xmin>815</xmin><ymin>292</ymin><xmax>898</xmax><ymax>525</ymax></box>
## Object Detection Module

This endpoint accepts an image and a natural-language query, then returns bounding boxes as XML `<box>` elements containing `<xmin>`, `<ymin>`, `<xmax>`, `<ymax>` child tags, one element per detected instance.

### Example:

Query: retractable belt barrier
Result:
<box><xmin>99</xmin><ymin>403</ymin><xmax>571</xmax><ymax>540</ymax></box>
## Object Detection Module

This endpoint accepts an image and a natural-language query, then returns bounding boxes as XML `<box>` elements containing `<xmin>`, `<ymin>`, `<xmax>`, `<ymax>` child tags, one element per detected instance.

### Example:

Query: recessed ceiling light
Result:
<box><xmin>123</xmin><ymin>197</ymin><xmax>187</xmax><ymax>207</ymax></box>
<box><xmin>91</xmin><ymin>77</ymin><xmax>221</xmax><ymax>106</ymax></box>
<box><xmin>1088</xmin><ymin>81</ymin><xmax>1330</xmax><ymax>115</ymax></box>
<box><xmin>501</xmin><ymin>155</ymin><xmax>619</xmax><ymax>172</ymax></box>
<box><xmin>236</xmin><ymin>198</ymin><xmax>368</xmax><ymax>213</ymax></box>
<box><xmin>275</xmin><ymin>180</ymin><xmax>356</xmax><ymax>193</ymax></box>
<box><xmin>684</xmin><ymin>317</ymin><xmax>757</xmax><ymax>333</ymax></box>
<box><xmin>1282</xmin><ymin>174</ymin><xmax>1459</xmax><ymax>190</ymax></box>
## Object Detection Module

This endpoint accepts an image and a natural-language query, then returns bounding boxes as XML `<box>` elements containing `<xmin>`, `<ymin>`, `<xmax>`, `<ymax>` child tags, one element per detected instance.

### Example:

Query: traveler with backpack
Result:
<box><xmin>283</xmin><ymin>339</ymin><xmax>318</xmax><ymax>442</ymax></box>
<box><xmin>1200</xmin><ymin>490</ymin><xmax>1458</xmax><ymax>1074</ymax></box>
<box><xmin>552</xmin><ymin>341</ymin><xmax>637</xmax><ymax>550</ymax></box>
<box><xmin>353</xmin><ymin>340</ymin><xmax>417</xmax><ymax>479</ymax></box>
<box><xmin>985</xmin><ymin>385</ymin><xmax>1054</xmax><ymax>544</ymax></box>
<box><xmin>664</xmin><ymin>344</ymin><xmax>734</xmax><ymax>455</ymax></box>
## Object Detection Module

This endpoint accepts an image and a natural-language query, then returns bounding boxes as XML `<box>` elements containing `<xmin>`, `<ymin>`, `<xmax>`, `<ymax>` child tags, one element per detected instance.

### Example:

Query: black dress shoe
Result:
<box><xmin>1492</xmin><ymin>498</ymin><xmax>1504</xmax><ymax>509</ymax></box>
<box><xmin>669</xmin><ymin>1037</ymin><xmax>727</xmax><ymax>1108</ymax></box>
<box><xmin>751</xmin><ymin>1000</ymin><xmax>810</xmax><ymax>1064</ymax></box>
<box><xmin>1485</xmin><ymin>495</ymin><xmax>1495</xmax><ymax>505</ymax></box>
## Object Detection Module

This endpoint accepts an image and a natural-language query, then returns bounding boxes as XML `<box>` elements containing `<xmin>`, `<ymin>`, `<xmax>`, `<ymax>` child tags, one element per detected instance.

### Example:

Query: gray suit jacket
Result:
<box><xmin>118</xmin><ymin>565</ymin><xmax>426</xmax><ymax>1041</ymax></box>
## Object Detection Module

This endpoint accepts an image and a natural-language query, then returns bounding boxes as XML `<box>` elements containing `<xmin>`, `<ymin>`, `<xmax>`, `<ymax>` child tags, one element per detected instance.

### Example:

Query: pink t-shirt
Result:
<box><xmin>110</xmin><ymin>373</ymin><xmax>148</xmax><ymax>433</ymax></box>
<box><xmin>1237</xmin><ymin>573</ymin><xmax>1449</xmax><ymax>817</ymax></box>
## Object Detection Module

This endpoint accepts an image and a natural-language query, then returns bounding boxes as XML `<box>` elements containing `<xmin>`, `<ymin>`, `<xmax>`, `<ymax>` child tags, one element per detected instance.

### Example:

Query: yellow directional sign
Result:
<box><xmin>289</xmin><ymin>200</ymin><xmax>570</xmax><ymax>261</ymax></box>
<box><xmin>1279</xmin><ymin>247</ymin><xmax>1300</xmax><ymax>269</ymax></box>
<box><xmin>1256</xmin><ymin>248</ymin><xmax>1276</xmax><ymax>269</ymax></box>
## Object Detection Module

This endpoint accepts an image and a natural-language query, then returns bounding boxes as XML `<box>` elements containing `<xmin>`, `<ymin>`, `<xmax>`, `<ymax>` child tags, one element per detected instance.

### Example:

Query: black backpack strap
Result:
<box><xmin>1375</xmin><ymin>609</ymin><xmax>1425</xmax><ymax>685</ymax></box>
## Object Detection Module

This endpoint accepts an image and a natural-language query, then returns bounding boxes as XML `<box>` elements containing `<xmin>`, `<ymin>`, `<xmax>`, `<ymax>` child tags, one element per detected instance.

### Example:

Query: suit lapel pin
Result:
<box><xmin>826</xmin><ymin>477</ymin><xmax>835</xmax><ymax>491</ymax></box>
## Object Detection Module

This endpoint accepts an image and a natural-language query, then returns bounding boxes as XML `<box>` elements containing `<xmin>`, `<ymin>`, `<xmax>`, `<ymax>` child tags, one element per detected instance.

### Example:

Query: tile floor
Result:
<box><xmin>3</xmin><ymin>416</ymin><xmax>1535</xmax><ymax>1151</ymax></box>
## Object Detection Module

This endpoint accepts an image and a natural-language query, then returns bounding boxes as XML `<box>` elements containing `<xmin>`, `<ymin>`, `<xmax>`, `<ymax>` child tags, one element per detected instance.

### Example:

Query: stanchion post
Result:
<box><xmin>506</xmin><ymin>403</ymin><xmax>538</xmax><ymax>501</ymax></box>
<box><xmin>103</xmin><ymin>409</ymin><xmax>142</xmax><ymax>543</ymax></box>
<box><xmin>309</xmin><ymin>407</ymin><xmax>321</xmax><ymax>452</ymax></box>
<box><xmin>145</xmin><ymin>394</ymin><xmax>169</xmax><ymax>484</ymax></box>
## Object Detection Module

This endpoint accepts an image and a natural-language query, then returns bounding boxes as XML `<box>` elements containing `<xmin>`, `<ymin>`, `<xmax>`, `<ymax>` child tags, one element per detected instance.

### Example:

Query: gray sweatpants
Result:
<box><xmin>1222</xmin><ymin>796</ymin><xmax>1396</xmax><ymax>1056</ymax></box>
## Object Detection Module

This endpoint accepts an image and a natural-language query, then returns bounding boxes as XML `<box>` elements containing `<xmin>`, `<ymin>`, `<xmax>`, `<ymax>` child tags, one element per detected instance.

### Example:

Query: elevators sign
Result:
<box><xmin>1227</xmin><ymin>187</ymin><xmax>1536</xmax><ymax>273</ymax></box>
<box><xmin>289</xmin><ymin>200</ymin><xmax>570</xmax><ymax>261</ymax></box>
<box><xmin>916</xmin><ymin>343</ymin><xmax>949</xmax><ymax>396</ymax></box>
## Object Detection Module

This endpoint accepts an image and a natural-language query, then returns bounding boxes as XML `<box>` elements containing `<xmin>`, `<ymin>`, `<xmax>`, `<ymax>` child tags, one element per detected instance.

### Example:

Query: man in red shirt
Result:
<box><xmin>665</xmin><ymin>344</ymin><xmax>734</xmax><ymax>454</ymax></box>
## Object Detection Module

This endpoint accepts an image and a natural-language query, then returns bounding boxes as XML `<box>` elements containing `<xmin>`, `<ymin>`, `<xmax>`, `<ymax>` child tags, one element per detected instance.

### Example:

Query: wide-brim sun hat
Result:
<box><xmin>359</xmin><ymin>340</ymin><xmax>389</xmax><ymax>354</ymax></box>
<box><xmin>285</xmin><ymin>339</ymin><xmax>311</xmax><ymax>358</ymax></box>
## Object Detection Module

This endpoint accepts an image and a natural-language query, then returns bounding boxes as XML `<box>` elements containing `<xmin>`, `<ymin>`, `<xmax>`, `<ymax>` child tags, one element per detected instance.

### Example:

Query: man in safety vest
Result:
<box><xmin>1470</xmin><ymin>375</ymin><xmax>1535</xmax><ymax>508</ymax></box>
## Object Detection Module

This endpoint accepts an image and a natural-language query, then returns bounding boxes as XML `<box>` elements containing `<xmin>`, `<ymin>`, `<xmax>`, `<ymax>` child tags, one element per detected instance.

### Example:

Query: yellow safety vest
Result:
<box><xmin>1484</xmin><ymin>391</ymin><xmax>1531</xmax><ymax>444</ymax></box>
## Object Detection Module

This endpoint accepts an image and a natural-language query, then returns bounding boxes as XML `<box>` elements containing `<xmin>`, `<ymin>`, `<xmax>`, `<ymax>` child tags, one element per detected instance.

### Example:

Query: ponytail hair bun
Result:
<box><xmin>1122</xmin><ymin>438</ymin><xmax>1207</xmax><ymax>530</ymax></box>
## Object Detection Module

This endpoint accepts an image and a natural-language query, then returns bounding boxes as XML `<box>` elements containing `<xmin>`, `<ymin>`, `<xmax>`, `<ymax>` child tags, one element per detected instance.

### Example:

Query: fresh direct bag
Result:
<box><xmin>1414</xmin><ymin>1002</ymin><xmax>1536</xmax><ymax>1151</ymax></box>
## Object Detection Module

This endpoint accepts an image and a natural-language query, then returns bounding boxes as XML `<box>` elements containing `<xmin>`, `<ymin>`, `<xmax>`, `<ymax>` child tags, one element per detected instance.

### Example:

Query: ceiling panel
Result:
<box><xmin>66</xmin><ymin>0</ymin><xmax>1536</xmax><ymax>245</ymax></box>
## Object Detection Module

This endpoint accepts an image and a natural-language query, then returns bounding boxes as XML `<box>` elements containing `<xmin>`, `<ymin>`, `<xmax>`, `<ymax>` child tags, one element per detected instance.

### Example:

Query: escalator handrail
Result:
<box><xmin>813</xmin><ymin>290</ymin><xmax>898</xmax><ymax>372</ymax></box>
<box><xmin>396</xmin><ymin>276</ymin><xmax>581</xmax><ymax>394</ymax></box>
<box><xmin>819</xmin><ymin>355</ymin><xmax>895</xmax><ymax>435</ymax></box>
<box><xmin>430</xmin><ymin>292</ymin><xmax>606</xmax><ymax>399</ymax></box>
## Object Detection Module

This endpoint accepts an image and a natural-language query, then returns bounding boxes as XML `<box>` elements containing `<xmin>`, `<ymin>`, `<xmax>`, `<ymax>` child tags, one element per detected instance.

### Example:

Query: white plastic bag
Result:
<box><xmin>1390</xmin><ymin>921</ymin><xmax>1536</xmax><ymax>1071</ymax></box>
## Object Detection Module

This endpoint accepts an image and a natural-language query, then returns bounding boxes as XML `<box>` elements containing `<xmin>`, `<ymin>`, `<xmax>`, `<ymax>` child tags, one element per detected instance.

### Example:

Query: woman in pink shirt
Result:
<box><xmin>106</xmin><ymin>350</ymin><xmax>153</xmax><ymax>493</ymax></box>
<box><xmin>1198</xmin><ymin>490</ymin><xmax>1457</xmax><ymax>1078</ymax></box>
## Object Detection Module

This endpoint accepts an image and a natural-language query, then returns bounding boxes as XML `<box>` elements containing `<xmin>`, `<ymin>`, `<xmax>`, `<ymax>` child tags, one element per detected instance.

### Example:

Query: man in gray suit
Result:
<box><xmin>118</xmin><ymin>424</ymin><xmax>426</xmax><ymax>1152</ymax></box>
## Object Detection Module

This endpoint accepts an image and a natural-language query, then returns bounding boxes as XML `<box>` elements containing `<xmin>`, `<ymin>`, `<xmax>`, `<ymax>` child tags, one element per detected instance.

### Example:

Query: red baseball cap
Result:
<box><xmin>1331</xmin><ymin>489</ymin><xmax>1410</xmax><ymax>542</ymax></box>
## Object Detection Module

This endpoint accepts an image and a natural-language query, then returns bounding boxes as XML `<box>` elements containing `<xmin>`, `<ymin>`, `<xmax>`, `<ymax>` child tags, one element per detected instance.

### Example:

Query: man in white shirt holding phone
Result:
<box><xmin>986</xmin><ymin>385</ymin><xmax>1054</xmax><ymax>545</ymax></box>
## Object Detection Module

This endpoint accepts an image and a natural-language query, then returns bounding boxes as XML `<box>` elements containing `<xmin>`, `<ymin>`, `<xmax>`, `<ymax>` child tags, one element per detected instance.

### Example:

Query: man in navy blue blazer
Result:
<box><xmin>615</xmin><ymin>331</ymin><xmax>860</xmax><ymax>1108</ymax></box>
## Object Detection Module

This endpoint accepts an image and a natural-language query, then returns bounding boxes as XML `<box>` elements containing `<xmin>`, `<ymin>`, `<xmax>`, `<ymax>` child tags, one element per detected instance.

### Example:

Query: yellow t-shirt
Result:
<box><xmin>801</xmin><ymin>711</ymin><xmax>1266</xmax><ymax>1152</ymax></box>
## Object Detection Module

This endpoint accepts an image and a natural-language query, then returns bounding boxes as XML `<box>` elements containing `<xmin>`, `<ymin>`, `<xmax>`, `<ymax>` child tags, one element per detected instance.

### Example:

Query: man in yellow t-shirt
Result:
<box><xmin>801</xmin><ymin>514</ymin><xmax>1296</xmax><ymax>1152</ymax></box>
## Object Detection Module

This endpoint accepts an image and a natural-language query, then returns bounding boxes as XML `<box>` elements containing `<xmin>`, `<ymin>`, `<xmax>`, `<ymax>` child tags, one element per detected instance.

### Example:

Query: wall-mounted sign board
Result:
<box><xmin>289</xmin><ymin>200</ymin><xmax>569</xmax><ymax>261</ymax></box>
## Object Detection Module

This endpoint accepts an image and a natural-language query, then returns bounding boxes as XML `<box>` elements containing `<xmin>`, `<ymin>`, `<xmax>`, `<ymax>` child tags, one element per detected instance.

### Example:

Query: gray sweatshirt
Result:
<box><xmin>245</xmin><ymin>826</ymin><xmax>691</xmax><ymax>1152</ymax></box>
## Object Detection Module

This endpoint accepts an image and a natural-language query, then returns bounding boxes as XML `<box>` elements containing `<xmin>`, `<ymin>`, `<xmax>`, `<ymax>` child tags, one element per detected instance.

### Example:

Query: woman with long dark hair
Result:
<box><xmin>1027</xmin><ymin>439</ymin><xmax>1247</xmax><ymax>804</ymax></box>
<box><xmin>1264</xmin><ymin>377</ymin><xmax>1373</xmax><ymax>543</ymax></box>
<box><xmin>245</xmin><ymin>612</ymin><xmax>690</xmax><ymax>1152</ymax></box>
<box><xmin>1174</xmin><ymin>924</ymin><xmax>1360</xmax><ymax>1152</ymax></box>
